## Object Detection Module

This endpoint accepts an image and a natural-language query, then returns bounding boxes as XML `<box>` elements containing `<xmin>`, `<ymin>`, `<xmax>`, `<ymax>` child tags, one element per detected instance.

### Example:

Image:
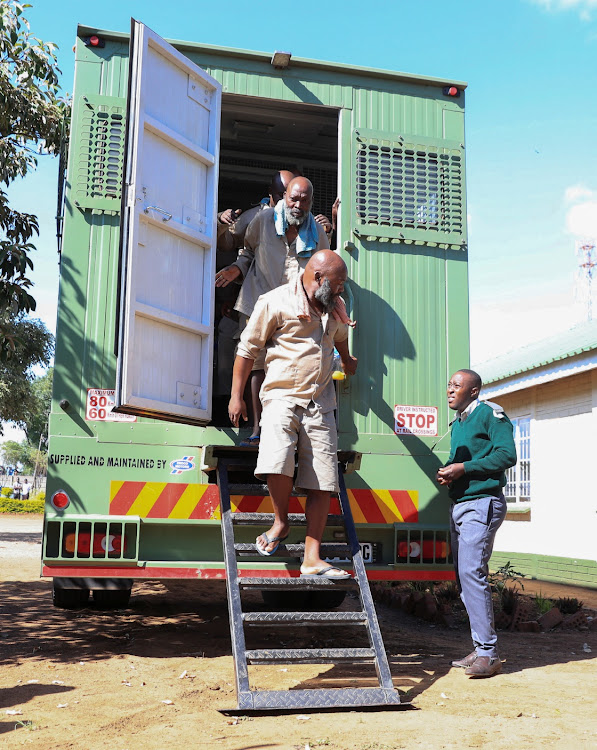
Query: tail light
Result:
<box><xmin>51</xmin><ymin>490</ymin><xmax>70</xmax><ymax>511</ymax></box>
<box><xmin>64</xmin><ymin>532</ymin><xmax>125</xmax><ymax>556</ymax></box>
<box><xmin>397</xmin><ymin>540</ymin><xmax>448</xmax><ymax>560</ymax></box>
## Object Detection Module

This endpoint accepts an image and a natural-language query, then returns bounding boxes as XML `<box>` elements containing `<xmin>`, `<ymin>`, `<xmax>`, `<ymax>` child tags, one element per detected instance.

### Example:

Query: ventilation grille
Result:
<box><xmin>73</xmin><ymin>95</ymin><xmax>126</xmax><ymax>211</ymax></box>
<box><xmin>354</xmin><ymin>132</ymin><xmax>466</xmax><ymax>246</ymax></box>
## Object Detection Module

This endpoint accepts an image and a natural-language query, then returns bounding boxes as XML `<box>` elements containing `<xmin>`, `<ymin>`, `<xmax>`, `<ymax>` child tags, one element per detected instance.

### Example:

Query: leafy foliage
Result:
<box><xmin>0</xmin><ymin>314</ymin><xmax>52</xmax><ymax>427</ymax></box>
<box><xmin>0</xmin><ymin>1</ymin><xmax>68</xmax><ymax>356</ymax></box>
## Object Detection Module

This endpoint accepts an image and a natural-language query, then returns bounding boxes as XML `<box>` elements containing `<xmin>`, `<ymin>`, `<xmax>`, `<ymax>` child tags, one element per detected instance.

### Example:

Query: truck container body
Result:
<box><xmin>43</xmin><ymin>21</ymin><xmax>469</xmax><ymax>604</ymax></box>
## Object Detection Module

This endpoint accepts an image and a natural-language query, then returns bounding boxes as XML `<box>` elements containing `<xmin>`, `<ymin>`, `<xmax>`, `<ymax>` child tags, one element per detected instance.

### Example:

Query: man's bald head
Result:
<box><xmin>284</xmin><ymin>177</ymin><xmax>314</xmax><ymax>227</ymax></box>
<box><xmin>303</xmin><ymin>250</ymin><xmax>348</xmax><ymax>313</ymax></box>
<box><xmin>270</xmin><ymin>169</ymin><xmax>300</xmax><ymax>205</ymax></box>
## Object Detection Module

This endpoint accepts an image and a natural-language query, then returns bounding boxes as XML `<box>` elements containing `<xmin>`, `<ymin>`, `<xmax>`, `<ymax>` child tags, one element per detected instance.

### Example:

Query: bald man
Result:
<box><xmin>229</xmin><ymin>250</ymin><xmax>357</xmax><ymax>576</ymax></box>
<box><xmin>217</xmin><ymin>176</ymin><xmax>332</xmax><ymax>445</ymax></box>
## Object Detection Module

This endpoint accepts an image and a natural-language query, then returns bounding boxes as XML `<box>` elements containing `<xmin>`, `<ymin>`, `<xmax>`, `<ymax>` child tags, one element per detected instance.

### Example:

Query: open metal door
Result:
<box><xmin>115</xmin><ymin>19</ymin><xmax>221</xmax><ymax>424</ymax></box>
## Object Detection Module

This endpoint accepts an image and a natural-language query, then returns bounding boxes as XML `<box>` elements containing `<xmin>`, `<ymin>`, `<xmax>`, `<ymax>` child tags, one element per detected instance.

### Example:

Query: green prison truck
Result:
<box><xmin>43</xmin><ymin>19</ymin><xmax>469</xmax><ymax>608</ymax></box>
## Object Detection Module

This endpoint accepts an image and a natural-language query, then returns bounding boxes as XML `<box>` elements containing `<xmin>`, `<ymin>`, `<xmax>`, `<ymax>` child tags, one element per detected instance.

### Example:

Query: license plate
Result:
<box><xmin>326</xmin><ymin>542</ymin><xmax>374</xmax><ymax>564</ymax></box>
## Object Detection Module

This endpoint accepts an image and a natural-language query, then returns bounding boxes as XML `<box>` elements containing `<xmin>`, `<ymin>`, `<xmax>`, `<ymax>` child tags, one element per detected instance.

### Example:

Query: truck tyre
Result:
<box><xmin>261</xmin><ymin>590</ymin><xmax>310</xmax><ymax>610</ymax></box>
<box><xmin>308</xmin><ymin>590</ymin><xmax>347</xmax><ymax>610</ymax></box>
<box><xmin>52</xmin><ymin>585</ymin><xmax>90</xmax><ymax>609</ymax></box>
<box><xmin>260</xmin><ymin>589</ymin><xmax>347</xmax><ymax>610</ymax></box>
<box><xmin>92</xmin><ymin>588</ymin><xmax>132</xmax><ymax>609</ymax></box>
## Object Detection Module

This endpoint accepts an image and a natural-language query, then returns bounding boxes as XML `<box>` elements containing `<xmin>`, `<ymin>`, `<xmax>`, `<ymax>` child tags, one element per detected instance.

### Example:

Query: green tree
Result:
<box><xmin>0</xmin><ymin>1</ymin><xmax>67</xmax><ymax>357</ymax></box>
<box><xmin>0</xmin><ymin>437</ymin><xmax>28</xmax><ymax>469</ymax></box>
<box><xmin>0</xmin><ymin>314</ymin><xmax>53</xmax><ymax>425</ymax></box>
<box><xmin>22</xmin><ymin>364</ymin><xmax>52</xmax><ymax>447</ymax></box>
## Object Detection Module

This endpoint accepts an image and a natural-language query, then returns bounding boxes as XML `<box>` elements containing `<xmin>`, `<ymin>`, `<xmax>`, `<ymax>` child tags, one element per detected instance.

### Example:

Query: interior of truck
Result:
<box><xmin>211</xmin><ymin>94</ymin><xmax>340</xmax><ymax>426</ymax></box>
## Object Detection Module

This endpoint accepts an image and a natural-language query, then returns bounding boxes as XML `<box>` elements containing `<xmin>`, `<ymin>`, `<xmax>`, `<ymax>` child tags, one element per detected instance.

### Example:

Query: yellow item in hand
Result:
<box><xmin>332</xmin><ymin>370</ymin><xmax>346</xmax><ymax>381</ymax></box>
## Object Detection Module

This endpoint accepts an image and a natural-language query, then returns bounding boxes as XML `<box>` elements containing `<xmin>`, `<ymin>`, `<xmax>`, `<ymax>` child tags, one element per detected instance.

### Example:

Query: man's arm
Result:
<box><xmin>462</xmin><ymin>415</ymin><xmax>517</xmax><ymax>475</ymax></box>
<box><xmin>334</xmin><ymin>337</ymin><xmax>357</xmax><ymax>376</ymax></box>
<box><xmin>228</xmin><ymin>356</ymin><xmax>254</xmax><ymax>426</ymax></box>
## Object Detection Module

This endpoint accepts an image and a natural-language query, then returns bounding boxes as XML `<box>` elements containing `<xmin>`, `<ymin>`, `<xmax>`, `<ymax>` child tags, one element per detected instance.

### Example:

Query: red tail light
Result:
<box><xmin>51</xmin><ymin>490</ymin><xmax>70</xmax><ymax>510</ymax></box>
<box><xmin>64</xmin><ymin>532</ymin><xmax>124</xmax><ymax>556</ymax></box>
<box><xmin>397</xmin><ymin>540</ymin><xmax>448</xmax><ymax>559</ymax></box>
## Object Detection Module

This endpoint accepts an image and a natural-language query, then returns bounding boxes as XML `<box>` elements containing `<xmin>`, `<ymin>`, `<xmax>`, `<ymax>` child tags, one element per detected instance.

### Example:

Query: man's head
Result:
<box><xmin>447</xmin><ymin>369</ymin><xmax>482</xmax><ymax>412</ymax></box>
<box><xmin>283</xmin><ymin>176</ymin><xmax>314</xmax><ymax>227</ymax></box>
<box><xmin>303</xmin><ymin>250</ymin><xmax>347</xmax><ymax>313</ymax></box>
<box><xmin>269</xmin><ymin>169</ymin><xmax>300</xmax><ymax>206</ymax></box>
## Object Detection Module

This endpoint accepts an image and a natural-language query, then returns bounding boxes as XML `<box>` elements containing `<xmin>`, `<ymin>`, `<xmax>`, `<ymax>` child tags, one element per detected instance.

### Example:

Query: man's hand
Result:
<box><xmin>219</xmin><ymin>208</ymin><xmax>242</xmax><ymax>225</ymax></box>
<box><xmin>341</xmin><ymin>354</ymin><xmax>358</xmax><ymax>376</ymax></box>
<box><xmin>436</xmin><ymin>463</ymin><xmax>465</xmax><ymax>486</ymax></box>
<box><xmin>314</xmin><ymin>213</ymin><xmax>332</xmax><ymax>234</ymax></box>
<box><xmin>331</xmin><ymin>197</ymin><xmax>340</xmax><ymax>230</ymax></box>
<box><xmin>215</xmin><ymin>265</ymin><xmax>242</xmax><ymax>287</ymax></box>
<box><xmin>228</xmin><ymin>394</ymin><xmax>247</xmax><ymax>427</ymax></box>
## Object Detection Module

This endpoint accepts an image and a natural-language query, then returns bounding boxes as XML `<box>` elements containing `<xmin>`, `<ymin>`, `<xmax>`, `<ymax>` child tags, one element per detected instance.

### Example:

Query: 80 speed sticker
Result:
<box><xmin>86</xmin><ymin>389</ymin><xmax>136</xmax><ymax>422</ymax></box>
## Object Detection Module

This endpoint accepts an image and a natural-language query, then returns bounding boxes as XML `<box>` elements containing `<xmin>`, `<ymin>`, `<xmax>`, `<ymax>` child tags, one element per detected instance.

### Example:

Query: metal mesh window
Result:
<box><xmin>354</xmin><ymin>133</ymin><xmax>465</xmax><ymax>246</ymax></box>
<box><xmin>73</xmin><ymin>95</ymin><xmax>126</xmax><ymax>210</ymax></box>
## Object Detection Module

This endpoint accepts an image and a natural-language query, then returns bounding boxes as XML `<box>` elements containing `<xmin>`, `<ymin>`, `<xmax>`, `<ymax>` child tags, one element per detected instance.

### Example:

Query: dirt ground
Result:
<box><xmin>1</xmin><ymin>516</ymin><xmax>596</xmax><ymax>750</ymax></box>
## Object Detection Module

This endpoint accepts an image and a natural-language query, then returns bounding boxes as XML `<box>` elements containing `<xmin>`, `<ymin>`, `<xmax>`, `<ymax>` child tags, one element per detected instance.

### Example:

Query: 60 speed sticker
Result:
<box><xmin>86</xmin><ymin>389</ymin><xmax>136</xmax><ymax>422</ymax></box>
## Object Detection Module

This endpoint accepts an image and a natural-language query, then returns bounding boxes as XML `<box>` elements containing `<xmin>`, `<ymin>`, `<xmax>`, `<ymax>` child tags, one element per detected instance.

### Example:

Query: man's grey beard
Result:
<box><xmin>314</xmin><ymin>278</ymin><xmax>337</xmax><ymax>313</ymax></box>
<box><xmin>284</xmin><ymin>203</ymin><xmax>306</xmax><ymax>227</ymax></box>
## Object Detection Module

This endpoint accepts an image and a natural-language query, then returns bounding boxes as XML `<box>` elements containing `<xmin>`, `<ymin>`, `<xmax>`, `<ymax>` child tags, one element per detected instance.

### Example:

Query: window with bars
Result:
<box><xmin>354</xmin><ymin>131</ymin><xmax>466</xmax><ymax>246</ymax></box>
<box><xmin>505</xmin><ymin>417</ymin><xmax>531</xmax><ymax>503</ymax></box>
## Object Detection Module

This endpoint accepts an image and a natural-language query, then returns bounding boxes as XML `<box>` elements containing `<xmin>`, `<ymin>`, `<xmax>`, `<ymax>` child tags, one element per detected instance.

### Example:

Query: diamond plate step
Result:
<box><xmin>234</xmin><ymin>542</ymin><xmax>351</xmax><ymax>557</ymax></box>
<box><xmin>239</xmin><ymin>577</ymin><xmax>357</xmax><ymax>590</ymax></box>
<box><xmin>242</xmin><ymin>610</ymin><xmax>367</xmax><ymax>625</ymax></box>
<box><xmin>232</xmin><ymin>512</ymin><xmax>345</xmax><ymax>526</ymax></box>
<box><xmin>229</xmin><ymin>484</ymin><xmax>307</xmax><ymax>497</ymax></box>
<box><xmin>245</xmin><ymin>647</ymin><xmax>375</xmax><ymax>664</ymax></box>
<box><xmin>237</xmin><ymin>687</ymin><xmax>402</xmax><ymax>710</ymax></box>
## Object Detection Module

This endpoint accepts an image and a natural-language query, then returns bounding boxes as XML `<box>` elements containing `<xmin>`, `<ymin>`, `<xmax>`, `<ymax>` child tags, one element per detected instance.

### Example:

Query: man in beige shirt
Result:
<box><xmin>216</xmin><ymin>177</ymin><xmax>331</xmax><ymax>446</ymax></box>
<box><xmin>228</xmin><ymin>250</ymin><xmax>357</xmax><ymax>578</ymax></box>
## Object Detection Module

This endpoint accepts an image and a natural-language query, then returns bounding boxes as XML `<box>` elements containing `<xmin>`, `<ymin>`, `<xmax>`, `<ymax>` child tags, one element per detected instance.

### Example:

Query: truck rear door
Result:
<box><xmin>115</xmin><ymin>20</ymin><xmax>221</xmax><ymax>425</ymax></box>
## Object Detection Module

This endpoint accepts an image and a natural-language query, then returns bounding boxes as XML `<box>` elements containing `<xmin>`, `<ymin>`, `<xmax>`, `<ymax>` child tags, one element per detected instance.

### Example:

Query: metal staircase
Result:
<box><xmin>215</xmin><ymin>447</ymin><xmax>402</xmax><ymax>712</ymax></box>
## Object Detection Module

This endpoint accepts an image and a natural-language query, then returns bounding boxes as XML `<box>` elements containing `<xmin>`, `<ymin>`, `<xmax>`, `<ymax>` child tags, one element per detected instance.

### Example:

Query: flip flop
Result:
<box><xmin>300</xmin><ymin>566</ymin><xmax>351</xmax><ymax>580</ymax></box>
<box><xmin>239</xmin><ymin>435</ymin><xmax>260</xmax><ymax>447</ymax></box>
<box><xmin>255</xmin><ymin>532</ymin><xmax>288</xmax><ymax>557</ymax></box>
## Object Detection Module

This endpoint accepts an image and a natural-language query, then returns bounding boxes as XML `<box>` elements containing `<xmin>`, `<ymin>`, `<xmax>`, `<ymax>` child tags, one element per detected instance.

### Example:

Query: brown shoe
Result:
<box><xmin>451</xmin><ymin>650</ymin><xmax>478</xmax><ymax>668</ymax></box>
<box><xmin>465</xmin><ymin>656</ymin><xmax>502</xmax><ymax>678</ymax></box>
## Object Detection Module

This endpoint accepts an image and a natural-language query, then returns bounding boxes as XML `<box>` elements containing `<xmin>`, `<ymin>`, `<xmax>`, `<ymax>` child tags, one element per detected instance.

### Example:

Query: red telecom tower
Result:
<box><xmin>575</xmin><ymin>240</ymin><xmax>597</xmax><ymax>321</ymax></box>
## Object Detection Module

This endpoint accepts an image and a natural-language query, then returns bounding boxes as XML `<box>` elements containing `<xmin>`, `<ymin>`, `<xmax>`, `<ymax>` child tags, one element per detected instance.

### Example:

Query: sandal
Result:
<box><xmin>300</xmin><ymin>566</ymin><xmax>351</xmax><ymax>580</ymax></box>
<box><xmin>255</xmin><ymin>532</ymin><xmax>288</xmax><ymax>556</ymax></box>
<box><xmin>239</xmin><ymin>435</ymin><xmax>260</xmax><ymax>447</ymax></box>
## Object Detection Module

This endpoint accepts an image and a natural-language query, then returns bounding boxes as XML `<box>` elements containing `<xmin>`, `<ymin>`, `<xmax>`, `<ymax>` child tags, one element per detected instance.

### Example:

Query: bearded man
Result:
<box><xmin>215</xmin><ymin>176</ymin><xmax>331</xmax><ymax>445</ymax></box>
<box><xmin>228</xmin><ymin>250</ymin><xmax>357</xmax><ymax>573</ymax></box>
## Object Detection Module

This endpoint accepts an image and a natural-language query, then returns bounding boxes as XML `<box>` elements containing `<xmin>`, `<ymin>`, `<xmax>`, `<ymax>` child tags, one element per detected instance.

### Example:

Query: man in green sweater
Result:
<box><xmin>437</xmin><ymin>369</ymin><xmax>517</xmax><ymax>678</ymax></box>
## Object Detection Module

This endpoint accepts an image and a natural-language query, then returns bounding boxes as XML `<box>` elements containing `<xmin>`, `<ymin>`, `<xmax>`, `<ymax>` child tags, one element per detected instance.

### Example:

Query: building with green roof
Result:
<box><xmin>475</xmin><ymin>319</ymin><xmax>597</xmax><ymax>589</ymax></box>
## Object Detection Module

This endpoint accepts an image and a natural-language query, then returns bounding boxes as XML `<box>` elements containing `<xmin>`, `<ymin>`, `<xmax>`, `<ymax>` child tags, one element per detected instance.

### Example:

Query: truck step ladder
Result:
<box><xmin>215</xmin><ymin>447</ymin><xmax>401</xmax><ymax>712</ymax></box>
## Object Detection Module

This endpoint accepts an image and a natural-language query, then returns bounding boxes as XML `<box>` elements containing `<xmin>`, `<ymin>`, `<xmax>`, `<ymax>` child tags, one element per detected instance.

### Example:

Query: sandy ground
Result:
<box><xmin>1</xmin><ymin>515</ymin><xmax>596</xmax><ymax>750</ymax></box>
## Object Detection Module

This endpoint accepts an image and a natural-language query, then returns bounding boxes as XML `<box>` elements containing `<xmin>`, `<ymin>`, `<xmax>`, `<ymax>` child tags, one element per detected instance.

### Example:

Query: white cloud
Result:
<box><xmin>564</xmin><ymin>184</ymin><xmax>594</xmax><ymax>203</ymax></box>
<box><xmin>531</xmin><ymin>0</ymin><xmax>597</xmax><ymax>17</ymax></box>
<box><xmin>566</xmin><ymin>200</ymin><xmax>597</xmax><ymax>237</ymax></box>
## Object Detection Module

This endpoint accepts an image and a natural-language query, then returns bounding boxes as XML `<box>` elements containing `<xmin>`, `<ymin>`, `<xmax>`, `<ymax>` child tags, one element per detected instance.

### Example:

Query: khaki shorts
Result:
<box><xmin>255</xmin><ymin>399</ymin><xmax>338</xmax><ymax>492</ymax></box>
<box><xmin>236</xmin><ymin>313</ymin><xmax>266</xmax><ymax>371</ymax></box>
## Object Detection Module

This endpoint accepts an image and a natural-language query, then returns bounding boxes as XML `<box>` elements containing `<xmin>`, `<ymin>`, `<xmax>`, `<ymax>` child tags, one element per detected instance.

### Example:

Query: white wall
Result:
<box><xmin>493</xmin><ymin>369</ymin><xmax>597</xmax><ymax>562</ymax></box>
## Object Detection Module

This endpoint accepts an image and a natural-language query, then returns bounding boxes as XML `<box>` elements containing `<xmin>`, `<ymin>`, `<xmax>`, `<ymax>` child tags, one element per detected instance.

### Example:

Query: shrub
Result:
<box><xmin>534</xmin><ymin>592</ymin><xmax>554</xmax><ymax>616</ymax></box>
<box><xmin>0</xmin><ymin>498</ymin><xmax>44</xmax><ymax>513</ymax></box>
<box><xmin>1</xmin><ymin>487</ymin><xmax>13</xmax><ymax>497</ymax></box>
<box><xmin>555</xmin><ymin>597</ymin><xmax>583</xmax><ymax>615</ymax></box>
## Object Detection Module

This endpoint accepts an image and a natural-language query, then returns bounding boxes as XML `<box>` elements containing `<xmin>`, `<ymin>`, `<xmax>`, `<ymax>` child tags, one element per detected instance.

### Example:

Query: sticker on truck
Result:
<box><xmin>86</xmin><ymin>389</ymin><xmax>136</xmax><ymax>422</ymax></box>
<box><xmin>394</xmin><ymin>404</ymin><xmax>438</xmax><ymax>437</ymax></box>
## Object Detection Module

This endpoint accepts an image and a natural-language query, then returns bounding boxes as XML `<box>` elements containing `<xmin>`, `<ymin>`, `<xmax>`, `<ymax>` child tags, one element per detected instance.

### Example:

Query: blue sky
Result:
<box><xmin>8</xmin><ymin>0</ymin><xmax>597</xmax><ymax>366</ymax></box>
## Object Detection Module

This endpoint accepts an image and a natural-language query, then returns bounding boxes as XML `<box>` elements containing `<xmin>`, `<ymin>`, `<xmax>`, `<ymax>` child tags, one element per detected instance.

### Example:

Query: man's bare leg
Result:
<box><xmin>300</xmin><ymin>489</ymin><xmax>344</xmax><ymax>574</ymax></box>
<box><xmin>256</xmin><ymin>473</ymin><xmax>293</xmax><ymax>553</ymax></box>
<box><xmin>249</xmin><ymin>370</ymin><xmax>265</xmax><ymax>439</ymax></box>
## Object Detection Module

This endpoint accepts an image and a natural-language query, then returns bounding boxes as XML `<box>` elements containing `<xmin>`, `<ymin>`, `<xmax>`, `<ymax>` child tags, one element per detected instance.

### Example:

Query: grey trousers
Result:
<box><xmin>450</xmin><ymin>496</ymin><xmax>507</xmax><ymax>659</ymax></box>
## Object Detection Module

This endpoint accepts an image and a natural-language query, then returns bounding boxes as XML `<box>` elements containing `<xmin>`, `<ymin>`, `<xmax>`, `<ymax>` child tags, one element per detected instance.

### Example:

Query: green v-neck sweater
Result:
<box><xmin>446</xmin><ymin>401</ymin><xmax>517</xmax><ymax>502</ymax></box>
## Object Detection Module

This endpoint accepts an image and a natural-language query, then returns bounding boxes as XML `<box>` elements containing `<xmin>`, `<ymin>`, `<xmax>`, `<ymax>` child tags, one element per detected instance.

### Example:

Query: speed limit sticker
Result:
<box><xmin>86</xmin><ymin>389</ymin><xmax>136</xmax><ymax>422</ymax></box>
